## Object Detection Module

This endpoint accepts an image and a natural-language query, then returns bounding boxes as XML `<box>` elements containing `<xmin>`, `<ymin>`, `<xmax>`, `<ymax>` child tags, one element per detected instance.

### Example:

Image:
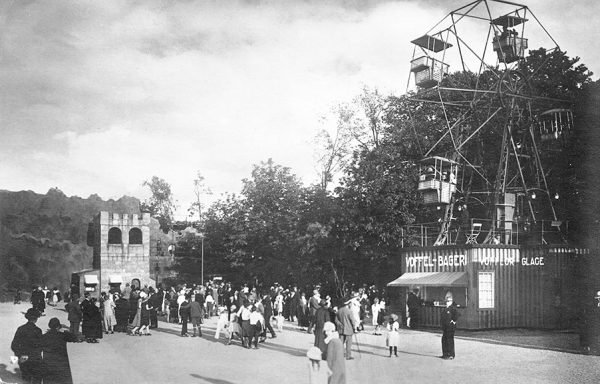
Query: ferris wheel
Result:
<box><xmin>406</xmin><ymin>0</ymin><xmax>574</xmax><ymax>246</ymax></box>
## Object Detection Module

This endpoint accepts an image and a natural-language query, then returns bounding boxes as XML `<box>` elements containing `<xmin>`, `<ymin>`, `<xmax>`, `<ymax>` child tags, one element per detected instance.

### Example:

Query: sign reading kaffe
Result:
<box><xmin>406</xmin><ymin>253</ymin><xmax>545</xmax><ymax>269</ymax></box>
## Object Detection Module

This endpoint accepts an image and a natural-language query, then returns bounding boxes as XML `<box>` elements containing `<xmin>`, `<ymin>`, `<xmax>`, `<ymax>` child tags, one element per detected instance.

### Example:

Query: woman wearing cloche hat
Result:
<box><xmin>41</xmin><ymin>318</ymin><xmax>79</xmax><ymax>384</ymax></box>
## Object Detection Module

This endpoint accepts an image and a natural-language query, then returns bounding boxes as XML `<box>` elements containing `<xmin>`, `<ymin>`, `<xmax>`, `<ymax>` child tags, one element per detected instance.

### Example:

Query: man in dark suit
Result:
<box><xmin>31</xmin><ymin>287</ymin><xmax>46</xmax><ymax>316</ymax></box>
<box><xmin>441</xmin><ymin>293</ymin><xmax>459</xmax><ymax>360</ymax></box>
<box><xmin>11</xmin><ymin>308</ymin><xmax>43</xmax><ymax>384</ymax></box>
<box><xmin>407</xmin><ymin>288</ymin><xmax>423</xmax><ymax>328</ymax></box>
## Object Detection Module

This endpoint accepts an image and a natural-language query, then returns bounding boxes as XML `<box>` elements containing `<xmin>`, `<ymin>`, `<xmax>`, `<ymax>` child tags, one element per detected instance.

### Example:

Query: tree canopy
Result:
<box><xmin>167</xmin><ymin>49</ymin><xmax>599</xmax><ymax>296</ymax></box>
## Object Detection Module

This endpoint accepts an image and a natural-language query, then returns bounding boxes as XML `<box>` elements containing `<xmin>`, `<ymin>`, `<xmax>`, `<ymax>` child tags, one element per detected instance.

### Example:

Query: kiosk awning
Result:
<box><xmin>387</xmin><ymin>272</ymin><xmax>468</xmax><ymax>287</ymax></box>
<box><xmin>84</xmin><ymin>275</ymin><xmax>99</xmax><ymax>285</ymax></box>
<box><xmin>109</xmin><ymin>275</ymin><xmax>123</xmax><ymax>284</ymax></box>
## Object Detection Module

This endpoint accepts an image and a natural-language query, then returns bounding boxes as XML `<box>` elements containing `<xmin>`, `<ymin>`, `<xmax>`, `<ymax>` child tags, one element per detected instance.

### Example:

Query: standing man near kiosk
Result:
<box><xmin>407</xmin><ymin>288</ymin><xmax>423</xmax><ymax>328</ymax></box>
<box><xmin>441</xmin><ymin>292</ymin><xmax>458</xmax><ymax>360</ymax></box>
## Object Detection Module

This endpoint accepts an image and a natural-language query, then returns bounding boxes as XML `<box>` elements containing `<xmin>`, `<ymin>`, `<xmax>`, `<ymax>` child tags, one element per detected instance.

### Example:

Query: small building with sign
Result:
<box><xmin>387</xmin><ymin>245</ymin><xmax>587</xmax><ymax>330</ymax></box>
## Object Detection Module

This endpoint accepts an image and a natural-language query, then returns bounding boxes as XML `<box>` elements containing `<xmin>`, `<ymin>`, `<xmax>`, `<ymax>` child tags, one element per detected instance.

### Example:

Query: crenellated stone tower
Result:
<box><xmin>89</xmin><ymin>211</ymin><xmax>152</xmax><ymax>291</ymax></box>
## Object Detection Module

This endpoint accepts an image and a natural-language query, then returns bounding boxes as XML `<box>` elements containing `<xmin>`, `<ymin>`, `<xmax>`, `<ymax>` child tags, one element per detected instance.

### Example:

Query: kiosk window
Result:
<box><xmin>478</xmin><ymin>272</ymin><xmax>495</xmax><ymax>309</ymax></box>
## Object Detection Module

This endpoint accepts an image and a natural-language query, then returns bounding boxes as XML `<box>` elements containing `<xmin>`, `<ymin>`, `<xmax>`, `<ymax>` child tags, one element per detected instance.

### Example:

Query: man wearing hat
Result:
<box><xmin>323</xmin><ymin>321</ymin><xmax>346</xmax><ymax>384</ymax></box>
<box><xmin>407</xmin><ymin>287</ymin><xmax>423</xmax><ymax>329</ymax></box>
<box><xmin>11</xmin><ymin>308</ymin><xmax>43</xmax><ymax>383</ymax></box>
<box><xmin>335</xmin><ymin>297</ymin><xmax>357</xmax><ymax>360</ymax></box>
<box><xmin>440</xmin><ymin>292</ymin><xmax>459</xmax><ymax>360</ymax></box>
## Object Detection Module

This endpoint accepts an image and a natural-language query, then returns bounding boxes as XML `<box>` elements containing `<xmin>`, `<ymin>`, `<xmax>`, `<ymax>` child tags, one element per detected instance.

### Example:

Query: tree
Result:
<box><xmin>140</xmin><ymin>176</ymin><xmax>176</xmax><ymax>233</ymax></box>
<box><xmin>314</xmin><ymin>87</ymin><xmax>388</xmax><ymax>190</ymax></box>
<box><xmin>188</xmin><ymin>171</ymin><xmax>212</xmax><ymax>226</ymax></box>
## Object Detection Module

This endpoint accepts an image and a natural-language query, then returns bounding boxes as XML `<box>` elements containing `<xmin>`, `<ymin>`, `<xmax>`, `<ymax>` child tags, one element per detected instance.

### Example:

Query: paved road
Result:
<box><xmin>2</xmin><ymin>303</ymin><xmax>600</xmax><ymax>384</ymax></box>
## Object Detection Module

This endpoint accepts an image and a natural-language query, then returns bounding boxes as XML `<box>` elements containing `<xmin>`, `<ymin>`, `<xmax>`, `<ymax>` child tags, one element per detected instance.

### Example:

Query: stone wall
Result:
<box><xmin>92</xmin><ymin>211</ymin><xmax>152</xmax><ymax>292</ymax></box>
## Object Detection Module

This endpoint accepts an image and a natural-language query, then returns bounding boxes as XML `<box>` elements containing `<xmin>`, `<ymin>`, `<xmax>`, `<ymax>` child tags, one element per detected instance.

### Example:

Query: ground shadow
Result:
<box><xmin>190</xmin><ymin>374</ymin><xmax>237</xmax><ymax>384</ymax></box>
<box><xmin>397</xmin><ymin>350</ymin><xmax>440</xmax><ymax>358</ymax></box>
<box><xmin>0</xmin><ymin>363</ymin><xmax>22</xmax><ymax>384</ymax></box>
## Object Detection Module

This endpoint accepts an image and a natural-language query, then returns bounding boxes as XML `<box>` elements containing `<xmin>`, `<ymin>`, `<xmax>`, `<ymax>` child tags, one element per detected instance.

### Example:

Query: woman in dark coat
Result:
<box><xmin>42</xmin><ymin>317</ymin><xmax>78</xmax><ymax>384</ymax></box>
<box><xmin>81</xmin><ymin>295</ymin><xmax>103</xmax><ymax>343</ymax></box>
<box><xmin>114</xmin><ymin>293</ymin><xmax>130</xmax><ymax>332</ymax></box>
<box><xmin>314</xmin><ymin>300</ymin><xmax>330</xmax><ymax>358</ymax></box>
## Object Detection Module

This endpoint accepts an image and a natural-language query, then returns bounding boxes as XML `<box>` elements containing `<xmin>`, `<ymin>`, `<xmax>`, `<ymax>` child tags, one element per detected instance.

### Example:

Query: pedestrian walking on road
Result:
<box><xmin>386</xmin><ymin>314</ymin><xmax>400</xmax><ymax>357</ymax></box>
<box><xmin>249</xmin><ymin>305</ymin><xmax>263</xmax><ymax>349</ymax></box>
<box><xmin>261</xmin><ymin>295</ymin><xmax>277</xmax><ymax>339</ymax></box>
<box><xmin>214</xmin><ymin>306</ymin><xmax>229</xmax><ymax>340</ymax></box>
<box><xmin>81</xmin><ymin>294</ymin><xmax>102</xmax><ymax>343</ymax></box>
<box><xmin>179</xmin><ymin>296</ymin><xmax>191</xmax><ymax>337</ymax></box>
<box><xmin>103</xmin><ymin>292</ymin><xmax>116</xmax><ymax>334</ymax></box>
<box><xmin>238</xmin><ymin>301</ymin><xmax>253</xmax><ymax>348</ymax></box>
<box><xmin>190</xmin><ymin>295</ymin><xmax>204</xmax><ymax>337</ymax></box>
<box><xmin>139</xmin><ymin>292</ymin><xmax>152</xmax><ymax>336</ymax></box>
<box><xmin>11</xmin><ymin>308</ymin><xmax>43</xmax><ymax>384</ymax></box>
<box><xmin>275</xmin><ymin>291</ymin><xmax>284</xmax><ymax>332</ymax></box>
<box><xmin>227</xmin><ymin>305</ymin><xmax>242</xmax><ymax>345</ymax></box>
<box><xmin>66</xmin><ymin>296</ymin><xmax>82</xmax><ymax>335</ymax></box>
<box><xmin>323</xmin><ymin>321</ymin><xmax>346</xmax><ymax>384</ymax></box>
<box><xmin>371</xmin><ymin>298</ymin><xmax>383</xmax><ymax>335</ymax></box>
<box><xmin>31</xmin><ymin>286</ymin><xmax>46</xmax><ymax>316</ymax></box>
<box><xmin>307</xmin><ymin>289</ymin><xmax>321</xmax><ymax>334</ymax></box>
<box><xmin>441</xmin><ymin>293</ymin><xmax>458</xmax><ymax>360</ymax></box>
<box><xmin>307</xmin><ymin>346</ymin><xmax>329</xmax><ymax>384</ymax></box>
<box><xmin>335</xmin><ymin>298</ymin><xmax>356</xmax><ymax>360</ymax></box>
<box><xmin>41</xmin><ymin>317</ymin><xmax>78</xmax><ymax>384</ymax></box>
<box><xmin>314</xmin><ymin>299</ymin><xmax>330</xmax><ymax>358</ymax></box>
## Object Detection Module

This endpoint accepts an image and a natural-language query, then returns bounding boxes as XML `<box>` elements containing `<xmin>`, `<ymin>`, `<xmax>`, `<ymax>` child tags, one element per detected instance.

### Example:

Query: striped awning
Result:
<box><xmin>387</xmin><ymin>272</ymin><xmax>468</xmax><ymax>287</ymax></box>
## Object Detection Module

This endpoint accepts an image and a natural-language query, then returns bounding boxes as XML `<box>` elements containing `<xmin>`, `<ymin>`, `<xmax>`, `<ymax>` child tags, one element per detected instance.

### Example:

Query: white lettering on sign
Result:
<box><xmin>521</xmin><ymin>257</ymin><xmax>544</xmax><ymax>266</ymax></box>
<box><xmin>406</xmin><ymin>255</ymin><xmax>466</xmax><ymax>268</ymax></box>
<box><xmin>478</xmin><ymin>254</ymin><xmax>516</xmax><ymax>266</ymax></box>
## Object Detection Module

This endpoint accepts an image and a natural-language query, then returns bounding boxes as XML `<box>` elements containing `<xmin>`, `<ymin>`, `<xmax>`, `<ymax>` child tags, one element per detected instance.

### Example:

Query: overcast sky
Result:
<box><xmin>1</xmin><ymin>0</ymin><xmax>598</xmax><ymax>220</ymax></box>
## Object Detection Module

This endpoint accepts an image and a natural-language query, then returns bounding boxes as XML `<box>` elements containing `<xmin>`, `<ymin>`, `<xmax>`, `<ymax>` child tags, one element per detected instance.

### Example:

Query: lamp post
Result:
<box><xmin>198</xmin><ymin>233</ymin><xmax>205</xmax><ymax>286</ymax></box>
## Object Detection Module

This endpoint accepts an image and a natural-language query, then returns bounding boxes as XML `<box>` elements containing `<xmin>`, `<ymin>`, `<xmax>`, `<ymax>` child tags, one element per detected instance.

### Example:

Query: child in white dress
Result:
<box><xmin>214</xmin><ymin>306</ymin><xmax>229</xmax><ymax>340</ymax></box>
<box><xmin>386</xmin><ymin>313</ymin><xmax>400</xmax><ymax>357</ymax></box>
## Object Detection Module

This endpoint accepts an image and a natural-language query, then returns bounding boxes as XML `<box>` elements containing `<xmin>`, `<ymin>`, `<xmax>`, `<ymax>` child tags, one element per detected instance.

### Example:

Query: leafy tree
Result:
<box><xmin>140</xmin><ymin>176</ymin><xmax>176</xmax><ymax>233</ymax></box>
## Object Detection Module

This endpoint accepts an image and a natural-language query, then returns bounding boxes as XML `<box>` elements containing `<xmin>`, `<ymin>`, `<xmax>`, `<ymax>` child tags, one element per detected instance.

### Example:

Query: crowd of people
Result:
<box><xmin>12</xmin><ymin>281</ymin><xmax>423</xmax><ymax>384</ymax></box>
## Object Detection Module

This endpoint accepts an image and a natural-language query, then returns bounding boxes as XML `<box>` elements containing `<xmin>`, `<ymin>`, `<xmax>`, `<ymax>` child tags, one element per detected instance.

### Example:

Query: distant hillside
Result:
<box><xmin>0</xmin><ymin>188</ymin><xmax>142</xmax><ymax>300</ymax></box>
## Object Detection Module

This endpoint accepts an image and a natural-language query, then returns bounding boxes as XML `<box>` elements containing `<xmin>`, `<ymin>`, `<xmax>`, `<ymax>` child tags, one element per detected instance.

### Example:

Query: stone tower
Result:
<box><xmin>89</xmin><ymin>211</ymin><xmax>152</xmax><ymax>291</ymax></box>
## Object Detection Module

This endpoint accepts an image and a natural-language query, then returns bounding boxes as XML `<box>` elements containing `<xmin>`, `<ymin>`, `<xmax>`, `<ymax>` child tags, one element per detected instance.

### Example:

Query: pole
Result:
<box><xmin>353</xmin><ymin>332</ymin><xmax>362</xmax><ymax>358</ymax></box>
<box><xmin>201</xmin><ymin>236</ymin><xmax>204</xmax><ymax>286</ymax></box>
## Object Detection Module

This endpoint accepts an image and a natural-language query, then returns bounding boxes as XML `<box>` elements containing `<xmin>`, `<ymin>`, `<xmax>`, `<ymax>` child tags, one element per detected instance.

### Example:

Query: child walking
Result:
<box><xmin>214</xmin><ymin>306</ymin><xmax>229</xmax><ymax>340</ymax></box>
<box><xmin>307</xmin><ymin>346</ymin><xmax>329</xmax><ymax>384</ymax></box>
<box><xmin>386</xmin><ymin>313</ymin><xmax>400</xmax><ymax>357</ymax></box>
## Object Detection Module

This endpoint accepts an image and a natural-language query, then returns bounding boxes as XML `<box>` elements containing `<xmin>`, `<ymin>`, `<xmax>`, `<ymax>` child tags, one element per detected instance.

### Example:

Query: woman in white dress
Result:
<box><xmin>274</xmin><ymin>292</ymin><xmax>284</xmax><ymax>332</ymax></box>
<box><xmin>177</xmin><ymin>286</ymin><xmax>187</xmax><ymax>323</ymax></box>
<box><xmin>371</xmin><ymin>298</ymin><xmax>382</xmax><ymax>335</ymax></box>
<box><xmin>103</xmin><ymin>293</ymin><xmax>117</xmax><ymax>334</ymax></box>
<box><xmin>386</xmin><ymin>313</ymin><xmax>400</xmax><ymax>357</ymax></box>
